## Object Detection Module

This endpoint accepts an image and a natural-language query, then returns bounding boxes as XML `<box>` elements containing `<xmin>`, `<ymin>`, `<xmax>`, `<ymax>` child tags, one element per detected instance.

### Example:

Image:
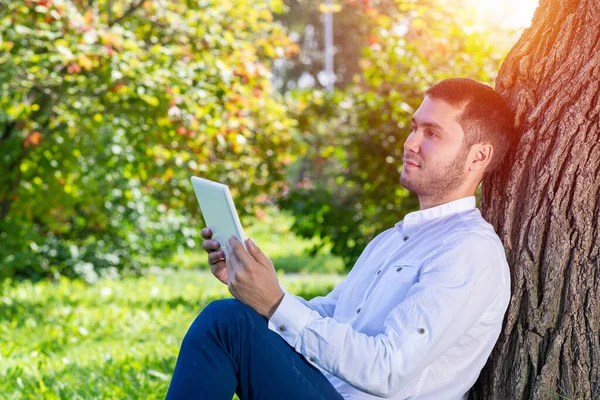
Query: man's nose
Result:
<box><xmin>403</xmin><ymin>131</ymin><xmax>420</xmax><ymax>154</ymax></box>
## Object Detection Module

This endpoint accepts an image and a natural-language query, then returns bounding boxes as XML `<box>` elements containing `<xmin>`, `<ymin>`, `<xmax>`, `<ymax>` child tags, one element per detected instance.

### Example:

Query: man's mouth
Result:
<box><xmin>404</xmin><ymin>159</ymin><xmax>421</xmax><ymax>167</ymax></box>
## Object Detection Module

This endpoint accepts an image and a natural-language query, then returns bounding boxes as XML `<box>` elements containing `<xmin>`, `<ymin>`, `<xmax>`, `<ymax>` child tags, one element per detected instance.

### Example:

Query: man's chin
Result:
<box><xmin>399</xmin><ymin>174</ymin><xmax>414</xmax><ymax>192</ymax></box>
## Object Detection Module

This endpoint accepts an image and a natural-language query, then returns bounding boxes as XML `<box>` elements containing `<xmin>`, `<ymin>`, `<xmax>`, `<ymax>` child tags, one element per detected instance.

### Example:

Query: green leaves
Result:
<box><xmin>0</xmin><ymin>0</ymin><xmax>297</xmax><ymax>280</ymax></box>
<box><xmin>278</xmin><ymin>0</ymin><xmax>508</xmax><ymax>270</ymax></box>
<box><xmin>0</xmin><ymin>0</ymin><xmax>515</xmax><ymax>279</ymax></box>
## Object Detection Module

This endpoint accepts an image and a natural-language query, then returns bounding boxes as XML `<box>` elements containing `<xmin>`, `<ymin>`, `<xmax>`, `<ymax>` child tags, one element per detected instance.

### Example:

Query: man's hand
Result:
<box><xmin>225</xmin><ymin>236</ymin><xmax>284</xmax><ymax>319</ymax></box>
<box><xmin>201</xmin><ymin>227</ymin><xmax>228</xmax><ymax>285</ymax></box>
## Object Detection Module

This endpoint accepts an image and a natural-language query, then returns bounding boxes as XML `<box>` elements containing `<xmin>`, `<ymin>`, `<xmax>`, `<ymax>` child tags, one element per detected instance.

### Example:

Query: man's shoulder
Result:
<box><xmin>433</xmin><ymin>210</ymin><xmax>507</xmax><ymax>264</ymax></box>
<box><xmin>444</xmin><ymin>229</ymin><xmax>504</xmax><ymax>254</ymax></box>
<box><xmin>369</xmin><ymin>226</ymin><xmax>398</xmax><ymax>246</ymax></box>
<box><xmin>422</xmin><ymin>227</ymin><xmax>509</xmax><ymax>288</ymax></box>
<box><xmin>448</xmin><ymin>209</ymin><xmax>504</xmax><ymax>247</ymax></box>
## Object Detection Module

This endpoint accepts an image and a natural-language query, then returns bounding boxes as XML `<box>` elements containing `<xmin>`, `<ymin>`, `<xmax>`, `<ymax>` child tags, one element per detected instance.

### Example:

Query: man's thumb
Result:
<box><xmin>247</xmin><ymin>238</ymin><xmax>270</xmax><ymax>265</ymax></box>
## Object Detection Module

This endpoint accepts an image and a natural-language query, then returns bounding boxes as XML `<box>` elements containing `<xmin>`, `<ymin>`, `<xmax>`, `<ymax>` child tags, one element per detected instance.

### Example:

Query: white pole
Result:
<box><xmin>324</xmin><ymin>0</ymin><xmax>334</xmax><ymax>92</ymax></box>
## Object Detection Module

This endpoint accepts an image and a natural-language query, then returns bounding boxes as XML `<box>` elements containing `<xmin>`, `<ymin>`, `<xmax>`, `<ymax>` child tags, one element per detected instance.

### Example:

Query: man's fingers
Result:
<box><xmin>208</xmin><ymin>250</ymin><xmax>225</xmax><ymax>265</ymax></box>
<box><xmin>201</xmin><ymin>227</ymin><xmax>213</xmax><ymax>239</ymax></box>
<box><xmin>202</xmin><ymin>239</ymin><xmax>221</xmax><ymax>252</ymax></box>
<box><xmin>225</xmin><ymin>247</ymin><xmax>237</xmax><ymax>288</ymax></box>
<box><xmin>227</xmin><ymin>242</ymin><xmax>243</xmax><ymax>268</ymax></box>
<box><xmin>227</xmin><ymin>236</ymin><xmax>254</xmax><ymax>266</ymax></box>
<box><xmin>246</xmin><ymin>238</ymin><xmax>271</xmax><ymax>267</ymax></box>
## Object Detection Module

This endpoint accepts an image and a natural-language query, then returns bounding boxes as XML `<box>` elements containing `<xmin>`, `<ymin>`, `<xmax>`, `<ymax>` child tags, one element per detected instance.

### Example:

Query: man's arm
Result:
<box><xmin>268</xmin><ymin>233</ymin><xmax>507</xmax><ymax>398</ymax></box>
<box><xmin>278</xmin><ymin>228</ymin><xmax>393</xmax><ymax>318</ymax></box>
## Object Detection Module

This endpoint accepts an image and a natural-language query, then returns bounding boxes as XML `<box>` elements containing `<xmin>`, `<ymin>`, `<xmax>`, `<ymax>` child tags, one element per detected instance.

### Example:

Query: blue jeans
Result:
<box><xmin>165</xmin><ymin>298</ymin><xmax>345</xmax><ymax>400</ymax></box>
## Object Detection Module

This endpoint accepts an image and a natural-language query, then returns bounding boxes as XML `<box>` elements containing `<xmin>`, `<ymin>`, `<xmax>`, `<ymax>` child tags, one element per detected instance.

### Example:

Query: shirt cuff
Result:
<box><xmin>268</xmin><ymin>290</ymin><xmax>314</xmax><ymax>347</ymax></box>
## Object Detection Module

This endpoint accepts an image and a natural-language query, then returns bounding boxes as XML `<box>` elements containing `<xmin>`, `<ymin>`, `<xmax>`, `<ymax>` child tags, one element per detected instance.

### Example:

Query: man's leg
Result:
<box><xmin>166</xmin><ymin>298</ymin><xmax>344</xmax><ymax>400</ymax></box>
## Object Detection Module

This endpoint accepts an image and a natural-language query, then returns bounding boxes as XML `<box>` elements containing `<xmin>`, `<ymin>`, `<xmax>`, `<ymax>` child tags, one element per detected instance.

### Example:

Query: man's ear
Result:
<box><xmin>469</xmin><ymin>143</ymin><xmax>493</xmax><ymax>172</ymax></box>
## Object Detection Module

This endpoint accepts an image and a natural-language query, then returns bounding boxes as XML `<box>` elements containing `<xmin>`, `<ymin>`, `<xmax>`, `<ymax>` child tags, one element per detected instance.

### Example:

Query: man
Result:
<box><xmin>166</xmin><ymin>78</ymin><xmax>515</xmax><ymax>400</ymax></box>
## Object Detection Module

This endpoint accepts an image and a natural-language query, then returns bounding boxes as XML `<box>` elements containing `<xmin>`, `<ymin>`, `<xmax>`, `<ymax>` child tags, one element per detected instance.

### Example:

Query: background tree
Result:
<box><xmin>0</xmin><ymin>0</ymin><xmax>297</xmax><ymax>281</ymax></box>
<box><xmin>472</xmin><ymin>0</ymin><xmax>600</xmax><ymax>398</ymax></box>
<box><xmin>278</xmin><ymin>0</ymin><xmax>506</xmax><ymax>267</ymax></box>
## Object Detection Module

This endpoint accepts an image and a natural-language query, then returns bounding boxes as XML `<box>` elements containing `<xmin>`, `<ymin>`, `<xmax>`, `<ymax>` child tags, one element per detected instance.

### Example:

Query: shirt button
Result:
<box><xmin>376</xmin><ymin>270</ymin><xmax>381</xmax><ymax>275</ymax></box>
<box><xmin>396</xmin><ymin>267</ymin><xmax>403</xmax><ymax>272</ymax></box>
<box><xmin>278</xmin><ymin>325</ymin><xmax>287</xmax><ymax>333</ymax></box>
<box><xmin>309</xmin><ymin>356</ymin><xmax>317</xmax><ymax>362</ymax></box>
<box><xmin>418</xmin><ymin>328</ymin><xmax>426</xmax><ymax>334</ymax></box>
<box><xmin>356</xmin><ymin>308</ymin><xmax>361</xmax><ymax>314</ymax></box>
<box><xmin>403</xmin><ymin>236</ymin><xmax>409</xmax><ymax>241</ymax></box>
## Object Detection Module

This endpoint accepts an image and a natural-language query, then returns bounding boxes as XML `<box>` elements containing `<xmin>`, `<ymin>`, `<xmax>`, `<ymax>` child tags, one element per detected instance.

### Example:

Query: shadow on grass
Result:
<box><xmin>128</xmin><ymin>295</ymin><xmax>209</xmax><ymax>310</ymax></box>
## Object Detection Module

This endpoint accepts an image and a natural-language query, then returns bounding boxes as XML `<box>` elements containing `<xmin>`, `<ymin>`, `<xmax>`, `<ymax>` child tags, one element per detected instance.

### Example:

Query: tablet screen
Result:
<box><xmin>191</xmin><ymin>177</ymin><xmax>246</xmax><ymax>257</ymax></box>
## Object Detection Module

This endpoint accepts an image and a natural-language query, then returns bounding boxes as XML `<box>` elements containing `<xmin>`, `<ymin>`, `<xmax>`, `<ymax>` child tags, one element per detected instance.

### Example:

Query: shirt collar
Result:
<box><xmin>395</xmin><ymin>196</ymin><xmax>476</xmax><ymax>236</ymax></box>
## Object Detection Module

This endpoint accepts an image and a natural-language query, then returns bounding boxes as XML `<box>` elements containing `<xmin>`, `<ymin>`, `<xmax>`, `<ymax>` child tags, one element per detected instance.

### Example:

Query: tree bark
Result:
<box><xmin>472</xmin><ymin>0</ymin><xmax>600</xmax><ymax>398</ymax></box>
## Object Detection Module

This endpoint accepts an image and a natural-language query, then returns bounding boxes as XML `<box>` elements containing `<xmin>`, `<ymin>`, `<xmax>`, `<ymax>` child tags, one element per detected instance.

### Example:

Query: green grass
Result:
<box><xmin>0</xmin><ymin>208</ymin><xmax>346</xmax><ymax>398</ymax></box>
<box><xmin>0</xmin><ymin>270</ymin><xmax>344</xmax><ymax>399</ymax></box>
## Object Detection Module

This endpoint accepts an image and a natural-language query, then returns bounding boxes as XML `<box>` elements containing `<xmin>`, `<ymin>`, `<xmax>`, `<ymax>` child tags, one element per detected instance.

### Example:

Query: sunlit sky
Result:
<box><xmin>466</xmin><ymin>0</ymin><xmax>540</xmax><ymax>29</ymax></box>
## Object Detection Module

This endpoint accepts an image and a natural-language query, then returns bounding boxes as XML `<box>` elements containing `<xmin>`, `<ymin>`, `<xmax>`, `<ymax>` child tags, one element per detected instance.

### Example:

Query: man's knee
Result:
<box><xmin>184</xmin><ymin>299</ymin><xmax>263</xmax><ymax>344</ymax></box>
<box><xmin>201</xmin><ymin>298</ymin><xmax>262</xmax><ymax>323</ymax></box>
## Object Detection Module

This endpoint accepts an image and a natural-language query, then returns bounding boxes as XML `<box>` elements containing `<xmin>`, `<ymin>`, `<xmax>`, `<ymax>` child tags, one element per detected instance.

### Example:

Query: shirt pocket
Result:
<box><xmin>387</xmin><ymin>264</ymin><xmax>421</xmax><ymax>304</ymax></box>
<box><xmin>357</xmin><ymin>264</ymin><xmax>422</xmax><ymax>334</ymax></box>
<box><xmin>390</xmin><ymin>264</ymin><xmax>420</xmax><ymax>284</ymax></box>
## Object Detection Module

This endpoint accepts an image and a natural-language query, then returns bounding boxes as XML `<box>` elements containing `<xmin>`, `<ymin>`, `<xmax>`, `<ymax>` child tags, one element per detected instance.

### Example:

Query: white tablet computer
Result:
<box><xmin>190</xmin><ymin>176</ymin><xmax>246</xmax><ymax>257</ymax></box>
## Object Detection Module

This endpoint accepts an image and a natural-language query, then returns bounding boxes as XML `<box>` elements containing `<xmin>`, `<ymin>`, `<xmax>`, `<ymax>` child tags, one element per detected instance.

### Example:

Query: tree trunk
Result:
<box><xmin>472</xmin><ymin>0</ymin><xmax>600</xmax><ymax>398</ymax></box>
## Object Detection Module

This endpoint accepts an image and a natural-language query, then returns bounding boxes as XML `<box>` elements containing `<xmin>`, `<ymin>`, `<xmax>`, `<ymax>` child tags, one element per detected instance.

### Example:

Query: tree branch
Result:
<box><xmin>1</xmin><ymin>121</ymin><xmax>16</xmax><ymax>143</ymax></box>
<box><xmin>0</xmin><ymin>93</ymin><xmax>55</xmax><ymax>223</ymax></box>
<box><xmin>108</xmin><ymin>0</ymin><xmax>146</xmax><ymax>27</ymax></box>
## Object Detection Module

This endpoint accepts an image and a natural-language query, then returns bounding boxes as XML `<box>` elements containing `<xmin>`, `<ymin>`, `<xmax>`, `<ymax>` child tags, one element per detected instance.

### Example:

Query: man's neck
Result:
<box><xmin>418</xmin><ymin>191</ymin><xmax>475</xmax><ymax>210</ymax></box>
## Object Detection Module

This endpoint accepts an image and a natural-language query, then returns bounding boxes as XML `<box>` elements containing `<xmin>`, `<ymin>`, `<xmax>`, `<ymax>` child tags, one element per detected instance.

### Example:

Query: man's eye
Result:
<box><xmin>426</xmin><ymin>131</ymin><xmax>436</xmax><ymax>137</ymax></box>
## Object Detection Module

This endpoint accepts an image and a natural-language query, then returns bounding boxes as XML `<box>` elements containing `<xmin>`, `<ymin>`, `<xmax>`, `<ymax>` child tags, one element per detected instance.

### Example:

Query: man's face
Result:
<box><xmin>400</xmin><ymin>96</ymin><xmax>470</xmax><ymax>197</ymax></box>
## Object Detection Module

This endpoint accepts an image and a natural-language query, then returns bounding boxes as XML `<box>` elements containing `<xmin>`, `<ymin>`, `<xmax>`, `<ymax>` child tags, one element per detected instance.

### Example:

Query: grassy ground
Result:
<box><xmin>0</xmin><ymin>270</ymin><xmax>344</xmax><ymax>399</ymax></box>
<box><xmin>0</xmin><ymin>211</ymin><xmax>346</xmax><ymax>399</ymax></box>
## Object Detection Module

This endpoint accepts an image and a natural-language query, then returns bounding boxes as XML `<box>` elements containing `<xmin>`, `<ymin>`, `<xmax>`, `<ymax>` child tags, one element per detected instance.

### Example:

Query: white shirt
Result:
<box><xmin>268</xmin><ymin>196</ymin><xmax>511</xmax><ymax>399</ymax></box>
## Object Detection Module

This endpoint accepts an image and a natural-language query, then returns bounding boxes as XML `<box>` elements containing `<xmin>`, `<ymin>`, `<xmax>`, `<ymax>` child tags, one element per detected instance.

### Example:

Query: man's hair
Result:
<box><xmin>424</xmin><ymin>78</ymin><xmax>516</xmax><ymax>174</ymax></box>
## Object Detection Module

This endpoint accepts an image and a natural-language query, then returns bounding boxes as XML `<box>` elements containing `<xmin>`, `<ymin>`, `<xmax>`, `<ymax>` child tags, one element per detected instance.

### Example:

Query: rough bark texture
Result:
<box><xmin>471</xmin><ymin>0</ymin><xmax>600</xmax><ymax>399</ymax></box>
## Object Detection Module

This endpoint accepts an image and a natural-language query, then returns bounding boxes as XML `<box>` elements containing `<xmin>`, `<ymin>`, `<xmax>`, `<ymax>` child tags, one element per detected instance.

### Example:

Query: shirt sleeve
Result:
<box><xmin>267</xmin><ymin>233</ymin><xmax>505</xmax><ymax>398</ymax></box>
<box><xmin>276</xmin><ymin>228</ymin><xmax>394</xmax><ymax>319</ymax></box>
<box><xmin>279</xmin><ymin>281</ymin><xmax>345</xmax><ymax>318</ymax></box>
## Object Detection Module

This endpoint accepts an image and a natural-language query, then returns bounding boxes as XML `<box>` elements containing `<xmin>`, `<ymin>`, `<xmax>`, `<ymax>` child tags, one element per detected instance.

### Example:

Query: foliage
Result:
<box><xmin>0</xmin><ymin>0</ymin><xmax>298</xmax><ymax>280</ymax></box>
<box><xmin>278</xmin><ymin>0</ymin><xmax>507</xmax><ymax>268</ymax></box>
<box><xmin>0</xmin><ymin>270</ymin><xmax>342</xmax><ymax>398</ymax></box>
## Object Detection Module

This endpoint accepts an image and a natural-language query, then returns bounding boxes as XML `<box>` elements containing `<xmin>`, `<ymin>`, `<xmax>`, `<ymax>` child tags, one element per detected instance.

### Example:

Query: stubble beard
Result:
<box><xmin>400</xmin><ymin>146</ymin><xmax>469</xmax><ymax>199</ymax></box>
